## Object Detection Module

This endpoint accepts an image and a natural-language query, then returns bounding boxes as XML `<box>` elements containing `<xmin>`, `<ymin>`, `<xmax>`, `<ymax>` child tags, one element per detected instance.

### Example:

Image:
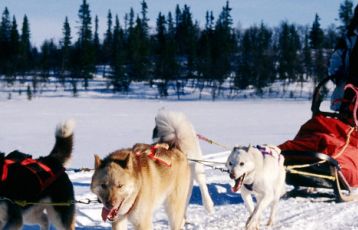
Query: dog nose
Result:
<box><xmin>105</xmin><ymin>201</ymin><xmax>114</xmax><ymax>209</ymax></box>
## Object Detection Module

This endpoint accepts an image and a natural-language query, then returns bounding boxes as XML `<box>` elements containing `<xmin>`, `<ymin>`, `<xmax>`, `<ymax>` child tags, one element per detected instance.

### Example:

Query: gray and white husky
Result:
<box><xmin>226</xmin><ymin>145</ymin><xmax>286</xmax><ymax>230</ymax></box>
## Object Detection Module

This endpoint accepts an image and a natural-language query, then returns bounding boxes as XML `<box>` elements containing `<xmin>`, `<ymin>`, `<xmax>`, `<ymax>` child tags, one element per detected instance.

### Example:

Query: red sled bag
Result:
<box><xmin>279</xmin><ymin>113</ymin><xmax>358</xmax><ymax>187</ymax></box>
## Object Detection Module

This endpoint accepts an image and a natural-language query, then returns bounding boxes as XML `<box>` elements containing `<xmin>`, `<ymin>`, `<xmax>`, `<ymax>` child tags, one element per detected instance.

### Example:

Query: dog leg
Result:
<box><xmin>241</xmin><ymin>188</ymin><xmax>255</xmax><ymax>214</ymax></box>
<box><xmin>246</xmin><ymin>193</ymin><xmax>273</xmax><ymax>230</ymax></box>
<box><xmin>191</xmin><ymin>163</ymin><xmax>214</xmax><ymax>214</ymax></box>
<box><xmin>112</xmin><ymin>218</ymin><xmax>128</xmax><ymax>230</ymax></box>
<box><xmin>165</xmin><ymin>165</ymin><xmax>191</xmax><ymax>230</ymax></box>
<box><xmin>267</xmin><ymin>200</ymin><xmax>277</xmax><ymax>226</ymax></box>
<box><xmin>23</xmin><ymin>206</ymin><xmax>49</xmax><ymax>230</ymax></box>
<box><xmin>184</xmin><ymin>175</ymin><xmax>194</xmax><ymax>223</ymax></box>
<box><xmin>0</xmin><ymin>201</ymin><xmax>23</xmax><ymax>230</ymax></box>
<box><xmin>267</xmin><ymin>169</ymin><xmax>286</xmax><ymax>226</ymax></box>
<box><xmin>134</xmin><ymin>217</ymin><xmax>153</xmax><ymax>230</ymax></box>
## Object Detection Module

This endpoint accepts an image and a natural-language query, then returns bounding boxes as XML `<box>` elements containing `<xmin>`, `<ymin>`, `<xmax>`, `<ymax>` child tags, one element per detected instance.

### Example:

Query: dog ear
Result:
<box><xmin>113</xmin><ymin>153</ymin><xmax>131</xmax><ymax>169</ymax></box>
<box><xmin>94</xmin><ymin>154</ymin><xmax>102</xmax><ymax>169</ymax></box>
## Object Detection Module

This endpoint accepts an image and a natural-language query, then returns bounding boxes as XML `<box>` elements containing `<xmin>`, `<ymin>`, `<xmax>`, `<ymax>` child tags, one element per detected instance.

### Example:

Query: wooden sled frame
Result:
<box><xmin>282</xmin><ymin>77</ymin><xmax>358</xmax><ymax>202</ymax></box>
<box><xmin>282</xmin><ymin>151</ymin><xmax>358</xmax><ymax>202</ymax></box>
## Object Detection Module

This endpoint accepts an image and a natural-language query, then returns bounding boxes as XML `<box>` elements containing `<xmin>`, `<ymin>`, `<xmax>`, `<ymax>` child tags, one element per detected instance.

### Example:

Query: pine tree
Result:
<box><xmin>19</xmin><ymin>15</ymin><xmax>32</xmax><ymax>79</ymax></box>
<box><xmin>309</xmin><ymin>14</ymin><xmax>326</xmax><ymax>85</ymax></box>
<box><xmin>153</xmin><ymin>12</ymin><xmax>176</xmax><ymax>97</ymax></box>
<box><xmin>40</xmin><ymin>39</ymin><xmax>59</xmax><ymax>80</ymax></box>
<box><xmin>77</xmin><ymin>0</ymin><xmax>95</xmax><ymax>89</ymax></box>
<box><xmin>126</xmin><ymin>5</ymin><xmax>151</xmax><ymax>82</ymax></box>
<box><xmin>338</xmin><ymin>0</ymin><xmax>354</xmax><ymax>33</ymax></box>
<box><xmin>197</xmin><ymin>11</ymin><xmax>214</xmax><ymax>99</ymax></box>
<box><xmin>211</xmin><ymin>1</ymin><xmax>236</xmax><ymax>99</ymax></box>
<box><xmin>110</xmin><ymin>15</ymin><xmax>127</xmax><ymax>92</ymax></box>
<box><xmin>141</xmin><ymin>0</ymin><xmax>149</xmax><ymax>36</ymax></box>
<box><xmin>175</xmin><ymin>4</ymin><xmax>199</xmax><ymax>88</ymax></box>
<box><xmin>277</xmin><ymin>22</ymin><xmax>302</xmax><ymax>83</ymax></box>
<box><xmin>60</xmin><ymin>17</ymin><xmax>72</xmax><ymax>84</ymax></box>
<box><xmin>0</xmin><ymin>7</ymin><xmax>11</xmax><ymax>77</ymax></box>
<box><xmin>235</xmin><ymin>23</ymin><xmax>275</xmax><ymax>94</ymax></box>
<box><xmin>93</xmin><ymin>15</ymin><xmax>101</xmax><ymax>65</ymax></box>
<box><xmin>309</xmin><ymin>14</ymin><xmax>324</xmax><ymax>49</ymax></box>
<box><xmin>302</xmin><ymin>27</ymin><xmax>313</xmax><ymax>80</ymax></box>
<box><xmin>9</xmin><ymin>16</ymin><xmax>20</xmax><ymax>78</ymax></box>
<box><xmin>102</xmin><ymin>10</ymin><xmax>113</xmax><ymax>67</ymax></box>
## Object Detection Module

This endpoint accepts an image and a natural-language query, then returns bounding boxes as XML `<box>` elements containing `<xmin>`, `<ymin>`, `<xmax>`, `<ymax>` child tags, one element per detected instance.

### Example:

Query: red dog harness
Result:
<box><xmin>0</xmin><ymin>151</ymin><xmax>64</xmax><ymax>195</ymax></box>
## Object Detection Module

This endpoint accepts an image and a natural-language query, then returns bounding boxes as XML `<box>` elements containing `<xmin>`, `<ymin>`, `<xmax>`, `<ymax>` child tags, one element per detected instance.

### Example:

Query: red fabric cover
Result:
<box><xmin>279</xmin><ymin>114</ymin><xmax>358</xmax><ymax>187</ymax></box>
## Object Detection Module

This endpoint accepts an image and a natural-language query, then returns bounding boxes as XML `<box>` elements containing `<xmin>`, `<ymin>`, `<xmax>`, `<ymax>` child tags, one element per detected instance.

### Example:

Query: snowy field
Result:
<box><xmin>1</xmin><ymin>97</ymin><xmax>358</xmax><ymax>229</ymax></box>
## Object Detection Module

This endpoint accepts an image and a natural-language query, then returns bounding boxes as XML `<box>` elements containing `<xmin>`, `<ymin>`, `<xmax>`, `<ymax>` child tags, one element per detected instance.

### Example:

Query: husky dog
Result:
<box><xmin>152</xmin><ymin>109</ymin><xmax>215</xmax><ymax>214</ymax></box>
<box><xmin>0</xmin><ymin>119</ymin><xmax>76</xmax><ymax>230</ymax></box>
<box><xmin>226</xmin><ymin>145</ymin><xmax>286</xmax><ymax>230</ymax></box>
<box><xmin>91</xmin><ymin>143</ymin><xmax>191</xmax><ymax>230</ymax></box>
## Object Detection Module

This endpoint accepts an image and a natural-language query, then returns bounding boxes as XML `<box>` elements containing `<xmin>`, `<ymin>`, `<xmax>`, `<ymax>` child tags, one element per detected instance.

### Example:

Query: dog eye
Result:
<box><xmin>239</xmin><ymin>162</ymin><xmax>245</xmax><ymax>166</ymax></box>
<box><xmin>229</xmin><ymin>162</ymin><xmax>232</xmax><ymax>166</ymax></box>
<box><xmin>101</xmin><ymin>184</ymin><xmax>107</xmax><ymax>189</ymax></box>
<box><xmin>117</xmin><ymin>184</ymin><xmax>123</xmax><ymax>188</ymax></box>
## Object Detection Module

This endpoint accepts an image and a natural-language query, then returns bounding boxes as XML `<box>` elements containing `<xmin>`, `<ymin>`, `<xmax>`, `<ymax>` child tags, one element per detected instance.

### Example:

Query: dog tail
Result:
<box><xmin>154</xmin><ymin>109</ymin><xmax>201</xmax><ymax>156</ymax></box>
<box><xmin>49</xmin><ymin>119</ymin><xmax>75</xmax><ymax>166</ymax></box>
<box><xmin>154</xmin><ymin>109</ymin><xmax>215</xmax><ymax>214</ymax></box>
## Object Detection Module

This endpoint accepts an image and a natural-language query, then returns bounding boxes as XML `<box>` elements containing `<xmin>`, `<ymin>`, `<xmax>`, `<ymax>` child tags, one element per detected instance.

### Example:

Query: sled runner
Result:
<box><xmin>280</xmin><ymin>77</ymin><xmax>358</xmax><ymax>202</ymax></box>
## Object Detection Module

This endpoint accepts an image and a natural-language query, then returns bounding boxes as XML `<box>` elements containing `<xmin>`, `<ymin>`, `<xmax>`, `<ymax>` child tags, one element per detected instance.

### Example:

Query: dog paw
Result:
<box><xmin>266</xmin><ymin>218</ymin><xmax>274</xmax><ymax>227</ymax></box>
<box><xmin>204</xmin><ymin>200</ymin><xmax>215</xmax><ymax>214</ymax></box>
<box><xmin>245</xmin><ymin>220</ymin><xmax>259</xmax><ymax>230</ymax></box>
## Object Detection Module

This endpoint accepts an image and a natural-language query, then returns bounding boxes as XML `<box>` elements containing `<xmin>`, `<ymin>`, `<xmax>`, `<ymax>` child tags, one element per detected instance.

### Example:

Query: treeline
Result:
<box><xmin>0</xmin><ymin>0</ymin><xmax>355</xmax><ymax>99</ymax></box>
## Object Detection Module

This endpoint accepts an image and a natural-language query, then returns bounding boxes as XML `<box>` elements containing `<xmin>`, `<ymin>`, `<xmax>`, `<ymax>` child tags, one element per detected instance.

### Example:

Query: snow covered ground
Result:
<box><xmin>1</xmin><ymin>96</ymin><xmax>358</xmax><ymax>229</ymax></box>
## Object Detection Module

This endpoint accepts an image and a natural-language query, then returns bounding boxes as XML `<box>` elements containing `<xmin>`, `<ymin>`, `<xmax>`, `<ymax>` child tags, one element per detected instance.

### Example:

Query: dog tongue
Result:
<box><xmin>101</xmin><ymin>207</ymin><xmax>117</xmax><ymax>222</ymax></box>
<box><xmin>231</xmin><ymin>174</ymin><xmax>245</xmax><ymax>193</ymax></box>
<box><xmin>231</xmin><ymin>178</ymin><xmax>241</xmax><ymax>193</ymax></box>
<box><xmin>101</xmin><ymin>207</ymin><xmax>110</xmax><ymax>221</ymax></box>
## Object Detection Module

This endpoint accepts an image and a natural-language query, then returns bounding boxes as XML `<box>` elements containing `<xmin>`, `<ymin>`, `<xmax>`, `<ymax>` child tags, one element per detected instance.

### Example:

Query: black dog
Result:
<box><xmin>0</xmin><ymin>120</ymin><xmax>76</xmax><ymax>229</ymax></box>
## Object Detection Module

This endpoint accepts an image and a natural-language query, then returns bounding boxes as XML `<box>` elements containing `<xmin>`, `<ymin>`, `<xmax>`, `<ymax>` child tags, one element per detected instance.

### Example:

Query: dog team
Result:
<box><xmin>0</xmin><ymin>109</ymin><xmax>286</xmax><ymax>230</ymax></box>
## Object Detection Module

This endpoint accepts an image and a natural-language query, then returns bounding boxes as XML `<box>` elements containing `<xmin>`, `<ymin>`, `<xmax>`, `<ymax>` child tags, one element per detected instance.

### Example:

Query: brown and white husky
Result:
<box><xmin>91</xmin><ymin>143</ymin><xmax>191</xmax><ymax>230</ymax></box>
<box><xmin>0</xmin><ymin>119</ymin><xmax>76</xmax><ymax>230</ymax></box>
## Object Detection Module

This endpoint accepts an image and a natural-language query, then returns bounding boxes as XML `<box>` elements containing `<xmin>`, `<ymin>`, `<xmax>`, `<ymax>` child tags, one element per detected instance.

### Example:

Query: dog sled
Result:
<box><xmin>280</xmin><ymin>77</ymin><xmax>358</xmax><ymax>202</ymax></box>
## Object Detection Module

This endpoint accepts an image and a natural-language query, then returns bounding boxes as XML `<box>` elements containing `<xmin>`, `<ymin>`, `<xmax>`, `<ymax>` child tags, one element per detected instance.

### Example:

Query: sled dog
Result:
<box><xmin>0</xmin><ymin>119</ymin><xmax>76</xmax><ymax>230</ymax></box>
<box><xmin>91</xmin><ymin>143</ymin><xmax>191</xmax><ymax>230</ymax></box>
<box><xmin>226</xmin><ymin>145</ymin><xmax>286</xmax><ymax>230</ymax></box>
<box><xmin>152</xmin><ymin>109</ymin><xmax>215</xmax><ymax>214</ymax></box>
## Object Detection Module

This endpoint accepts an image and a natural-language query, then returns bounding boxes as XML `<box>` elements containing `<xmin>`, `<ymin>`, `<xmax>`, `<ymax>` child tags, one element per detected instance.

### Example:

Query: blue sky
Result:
<box><xmin>0</xmin><ymin>0</ymin><xmax>357</xmax><ymax>46</ymax></box>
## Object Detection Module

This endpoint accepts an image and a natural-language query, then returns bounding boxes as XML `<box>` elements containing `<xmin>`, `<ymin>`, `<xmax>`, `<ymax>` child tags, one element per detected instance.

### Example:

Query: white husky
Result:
<box><xmin>152</xmin><ymin>109</ymin><xmax>215</xmax><ymax>214</ymax></box>
<box><xmin>226</xmin><ymin>145</ymin><xmax>286</xmax><ymax>230</ymax></box>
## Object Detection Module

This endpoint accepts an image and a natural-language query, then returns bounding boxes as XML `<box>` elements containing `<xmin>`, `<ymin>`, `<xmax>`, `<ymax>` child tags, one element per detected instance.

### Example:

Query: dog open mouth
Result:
<box><xmin>101</xmin><ymin>200</ymin><xmax>124</xmax><ymax>222</ymax></box>
<box><xmin>231</xmin><ymin>173</ymin><xmax>246</xmax><ymax>193</ymax></box>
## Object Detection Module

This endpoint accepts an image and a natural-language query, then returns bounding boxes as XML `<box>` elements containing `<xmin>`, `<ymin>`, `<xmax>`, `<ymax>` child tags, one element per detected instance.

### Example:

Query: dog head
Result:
<box><xmin>226</xmin><ymin>146</ymin><xmax>256</xmax><ymax>192</ymax></box>
<box><xmin>91</xmin><ymin>150</ymin><xmax>138</xmax><ymax>222</ymax></box>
